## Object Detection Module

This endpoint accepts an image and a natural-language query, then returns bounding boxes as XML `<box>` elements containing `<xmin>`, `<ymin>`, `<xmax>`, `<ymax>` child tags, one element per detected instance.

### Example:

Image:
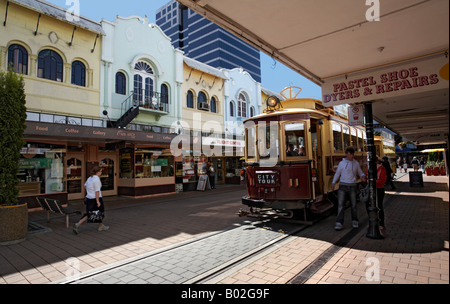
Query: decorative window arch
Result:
<box><xmin>115</xmin><ymin>72</ymin><xmax>127</xmax><ymax>95</ymax></box>
<box><xmin>197</xmin><ymin>91</ymin><xmax>207</xmax><ymax>109</ymax></box>
<box><xmin>238</xmin><ymin>92</ymin><xmax>247</xmax><ymax>118</ymax></box>
<box><xmin>133</xmin><ymin>61</ymin><xmax>155</xmax><ymax>105</ymax></box>
<box><xmin>134</xmin><ymin>61</ymin><xmax>154</xmax><ymax>74</ymax></box>
<box><xmin>210</xmin><ymin>97</ymin><xmax>217</xmax><ymax>113</ymax></box>
<box><xmin>8</xmin><ymin>44</ymin><xmax>28</xmax><ymax>75</ymax></box>
<box><xmin>37</xmin><ymin>49</ymin><xmax>63</xmax><ymax>82</ymax></box>
<box><xmin>187</xmin><ymin>90</ymin><xmax>194</xmax><ymax>109</ymax></box>
<box><xmin>71</xmin><ymin>60</ymin><xmax>86</xmax><ymax>87</ymax></box>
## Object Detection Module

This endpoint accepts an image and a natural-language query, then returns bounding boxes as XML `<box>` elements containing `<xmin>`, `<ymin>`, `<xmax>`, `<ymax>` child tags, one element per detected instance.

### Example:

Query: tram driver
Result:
<box><xmin>287</xmin><ymin>144</ymin><xmax>298</xmax><ymax>156</ymax></box>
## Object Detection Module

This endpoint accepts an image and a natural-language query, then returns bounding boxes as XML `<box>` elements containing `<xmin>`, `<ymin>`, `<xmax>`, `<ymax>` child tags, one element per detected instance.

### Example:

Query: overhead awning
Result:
<box><xmin>421</xmin><ymin>148</ymin><xmax>445</xmax><ymax>153</ymax></box>
<box><xmin>178</xmin><ymin>0</ymin><xmax>449</xmax><ymax>145</ymax></box>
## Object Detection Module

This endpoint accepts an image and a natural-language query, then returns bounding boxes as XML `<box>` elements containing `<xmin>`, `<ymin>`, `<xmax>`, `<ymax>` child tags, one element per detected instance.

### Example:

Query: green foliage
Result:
<box><xmin>0</xmin><ymin>69</ymin><xmax>27</xmax><ymax>205</ymax></box>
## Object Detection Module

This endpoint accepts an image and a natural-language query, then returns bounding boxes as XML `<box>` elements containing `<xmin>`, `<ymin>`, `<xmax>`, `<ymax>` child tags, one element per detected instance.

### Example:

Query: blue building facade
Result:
<box><xmin>156</xmin><ymin>0</ymin><xmax>261</xmax><ymax>83</ymax></box>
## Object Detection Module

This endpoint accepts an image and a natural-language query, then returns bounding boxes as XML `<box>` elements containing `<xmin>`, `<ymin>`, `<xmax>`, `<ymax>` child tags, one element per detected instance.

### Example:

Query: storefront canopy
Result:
<box><xmin>178</xmin><ymin>0</ymin><xmax>449</xmax><ymax>145</ymax></box>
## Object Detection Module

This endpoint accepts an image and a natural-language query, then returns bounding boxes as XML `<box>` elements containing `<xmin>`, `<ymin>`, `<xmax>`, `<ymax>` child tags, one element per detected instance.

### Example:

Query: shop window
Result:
<box><xmin>285</xmin><ymin>122</ymin><xmax>306</xmax><ymax>157</ymax></box>
<box><xmin>100</xmin><ymin>158</ymin><xmax>115</xmax><ymax>191</ymax></box>
<box><xmin>67</xmin><ymin>158</ymin><xmax>82</xmax><ymax>194</ymax></box>
<box><xmin>134</xmin><ymin>149</ymin><xmax>174</xmax><ymax>179</ymax></box>
<box><xmin>71</xmin><ymin>60</ymin><xmax>86</xmax><ymax>87</ymax></box>
<box><xmin>119</xmin><ymin>148</ymin><xmax>134</xmax><ymax>178</ymax></box>
<box><xmin>18</xmin><ymin>143</ymin><xmax>66</xmax><ymax>196</ymax></box>
<box><xmin>37</xmin><ymin>49</ymin><xmax>63</xmax><ymax>82</ymax></box>
<box><xmin>332</xmin><ymin>122</ymin><xmax>343</xmax><ymax>152</ymax></box>
<box><xmin>8</xmin><ymin>44</ymin><xmax>28</xmax><ymax>75</ymax></box>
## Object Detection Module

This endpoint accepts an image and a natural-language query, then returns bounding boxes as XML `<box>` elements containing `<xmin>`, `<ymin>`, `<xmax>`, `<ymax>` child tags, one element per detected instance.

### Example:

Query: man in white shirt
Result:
<box><xmin>331</xmin><ymin>147</ymin><xmax>367</xmax><ymax>231</ymax></box>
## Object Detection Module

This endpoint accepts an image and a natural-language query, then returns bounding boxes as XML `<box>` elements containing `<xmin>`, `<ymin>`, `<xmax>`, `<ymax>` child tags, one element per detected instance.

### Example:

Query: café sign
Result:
<box><xmin>322</xmin><ymin>55</ymin><xmax>449</xmax><ymax>107</ymax></box>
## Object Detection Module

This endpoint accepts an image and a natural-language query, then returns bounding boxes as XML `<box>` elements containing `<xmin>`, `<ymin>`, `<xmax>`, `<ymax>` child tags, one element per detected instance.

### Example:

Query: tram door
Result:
<box><xmin>310</xmin><ymin>119</ymin><xmax>323</xmax><ymax>195</ymax></box>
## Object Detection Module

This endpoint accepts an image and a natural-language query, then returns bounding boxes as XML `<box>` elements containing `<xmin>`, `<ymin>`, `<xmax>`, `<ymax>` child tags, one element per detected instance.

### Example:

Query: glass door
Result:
<box><xmin>99</xmin><ymin>154</ymin><xmax>118</xmax><ymax>196</ymax></box>
<box><xmin>67</xmin><ymin>154</ymin><xmax>85</xmax><ymax>200</ymax></box>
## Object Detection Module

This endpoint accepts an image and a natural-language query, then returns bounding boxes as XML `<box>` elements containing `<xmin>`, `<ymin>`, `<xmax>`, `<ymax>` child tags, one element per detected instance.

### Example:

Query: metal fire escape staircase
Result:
<box><xmin>112</xmin><ymin>93</ymin><xmax>139</xmax><ymax>129</ymax></box>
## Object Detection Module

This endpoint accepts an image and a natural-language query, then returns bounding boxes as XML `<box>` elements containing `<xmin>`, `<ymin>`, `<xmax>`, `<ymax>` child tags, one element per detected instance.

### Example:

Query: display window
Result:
<box><xmin>18</xmin><ymin>143</ymin><xmax>66</xmax><ymax>196</ymax></box>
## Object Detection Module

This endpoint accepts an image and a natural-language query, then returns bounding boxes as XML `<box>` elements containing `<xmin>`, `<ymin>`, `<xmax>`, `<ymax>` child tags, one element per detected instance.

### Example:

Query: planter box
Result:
<box><xmin>433</xmin><ymin>167</ymin><xmax>440</xmax><ymax>176</ymax></box>
<box><xmin>0</xmin><ymin>204</ymin><xmax>28</xmax><ymax>244</ymax></box>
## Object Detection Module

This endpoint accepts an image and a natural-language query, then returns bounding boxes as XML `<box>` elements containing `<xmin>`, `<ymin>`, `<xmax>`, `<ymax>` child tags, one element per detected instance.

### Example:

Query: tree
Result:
<box><xmin>0</xmin><ymin>69</ymin><xmax>27</xmax><ymax>206</ymax></box>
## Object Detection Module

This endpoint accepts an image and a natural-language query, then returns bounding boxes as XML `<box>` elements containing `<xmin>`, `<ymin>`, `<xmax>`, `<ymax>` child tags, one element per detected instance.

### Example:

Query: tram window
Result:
<box><xmin>363</xmin><ymin>131</ymin><xmax>367</xmax><ymax>152</ymax></box>
<box><xmin>357</xmin><ymin>129</ymin><xmax>364</xmax><ymax>152</ymax></box>
<box><xmin>332</xmin><ymin>123</ymin><xmax>343</xmax><ymax>151</ymax></box>
<box><xmin>258</xmin><ymin>124</ymin><xmax>279</xmax><ymax>159</ymax></box>
<box><xmin>246</xmin><ymin>126</ymin><xmax>257</xmax><ymax>159</ymax></box>
<box><xmin>351</xmin><ymin>127</ymin><xmax>358</xmax><ymax>150</ymax></box>
<box><xmin>285</xmin><ymin>122</ymin><xmax>306</xmax><ymax>157</ymax></box>
<box><xmin>343</xmin><ymin>126</ymin><xmax>351</xmax><ymax>149</ymax></box>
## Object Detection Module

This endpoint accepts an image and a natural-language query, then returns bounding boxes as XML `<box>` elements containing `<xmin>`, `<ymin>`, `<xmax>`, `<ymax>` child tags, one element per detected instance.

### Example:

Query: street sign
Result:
<box><xmin>348</xmin><ymin>104</ymin><xmax>365</xmax><ymax>126</ymax></box>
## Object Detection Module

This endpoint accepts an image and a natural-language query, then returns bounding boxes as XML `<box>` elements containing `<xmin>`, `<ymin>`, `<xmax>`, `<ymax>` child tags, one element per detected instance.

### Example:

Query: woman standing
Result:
<box><xmin>73</xmin><ymin>166</ymin><xmax>109</xmax><ymax>235</ymax></box>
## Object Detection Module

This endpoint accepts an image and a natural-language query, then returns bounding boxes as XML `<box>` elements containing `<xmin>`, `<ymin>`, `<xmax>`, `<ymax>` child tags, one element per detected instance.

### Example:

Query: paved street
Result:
<box><xmin>0</xmin><ymin>172</ymin><xmax>448</xmax><ymax>285</ymax></box>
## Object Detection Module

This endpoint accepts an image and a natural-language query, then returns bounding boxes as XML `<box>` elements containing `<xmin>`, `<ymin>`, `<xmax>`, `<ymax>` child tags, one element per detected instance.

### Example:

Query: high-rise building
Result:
<box><xmin>156</xmin><ymin>0</ymin><xmax>261</xmax><ymax>83</ymax></box>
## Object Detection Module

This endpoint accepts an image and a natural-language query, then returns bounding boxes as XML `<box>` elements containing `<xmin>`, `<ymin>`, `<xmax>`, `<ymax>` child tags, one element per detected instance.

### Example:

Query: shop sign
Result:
<box><xmin>202</xmin><ymin>137</ymin><xmax>245</xmax><ymax>148</ymax></box>
<box><xmin>322</xmin><ymin>55</ymin><xmax>449</xmax><ymax>107</ymax></box>
<box><xmin>19</xmin><ymin>158</ymin><xmax>53</xmax><ymax>169</ymax></box>
<box><xmin>348</xmin><ymin>104</ymin><xmax>365</xmax><ymax>126</ymax></box>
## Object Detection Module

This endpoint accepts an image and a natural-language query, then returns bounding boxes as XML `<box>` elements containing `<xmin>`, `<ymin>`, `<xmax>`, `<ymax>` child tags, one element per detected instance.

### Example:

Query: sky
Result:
<box><xmin>46</xmin><ymin>0</ymin><xmax>322</xmax><ymax>99</ymax></box>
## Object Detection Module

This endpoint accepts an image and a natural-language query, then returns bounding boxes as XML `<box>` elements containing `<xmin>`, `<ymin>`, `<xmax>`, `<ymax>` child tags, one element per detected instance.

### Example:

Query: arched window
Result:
<box><xmin>71</xmin><ymin>61</ymin><xmax>86</xmax><ymax>87</ymax></box>
<box><xmin>115</xmin><ymin>72</ymin><xmax>126</xmax><ymax>95</ymax></box>
<box><xmin>230</xmin><ymin>101</ymin><xmax>235</xmax><ymax>117</ymax></box>
<box><xmin>238</xmin><ymin>93</ymin><xmax>247</xmax><ymax>118</ymax></box>
<box><xmin>250</xmin><ymin>106</ymin><xmax>255</xmax><ymax>117</ymax></box>
<box><xmin>210</xmin><ymin>97</ymin><xmax>217</xmax><ymax>113</ymax></box>
<box><xmin>197</xmin><ymin>91</ymin><xmax>207</xmax><ymax>109</ymax></box>
<box><xmin>187</xmin><ymin>91</ymin><xmax>194</xmax><ymax>109</ymax></box>
<box><xmin>38</xmin><ymin>49</ymin><xmax>63</xmax><ymax>82</ymax></box>
<box><xmin>133</xmin><ymin>61</ymin><xmax>154</xmax><ymax>106</ymax></box>
<box><xmin>8</xmin><ymin>44</ymin><xmax>28</xmax><ymax>75</ymax></box>
<box><xmin>161</xmin><ymin>84</ymin><xmax>169</xmax><ymax>104</ymax></box>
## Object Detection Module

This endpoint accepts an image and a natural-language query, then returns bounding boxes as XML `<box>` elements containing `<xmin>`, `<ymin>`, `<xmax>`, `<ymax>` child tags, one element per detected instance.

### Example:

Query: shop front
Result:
<box><xmin>21</xmin><ymin>121</ymin><xmax>176</xmax><ymax>208</ymax></box>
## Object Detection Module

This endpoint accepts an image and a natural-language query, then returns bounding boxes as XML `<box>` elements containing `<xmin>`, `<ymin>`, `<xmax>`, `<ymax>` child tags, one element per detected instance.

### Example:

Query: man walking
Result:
<box><xmin>331</xmin><ymin>147</ymin><xmax>367</xmax><ymax>230</ymax></box>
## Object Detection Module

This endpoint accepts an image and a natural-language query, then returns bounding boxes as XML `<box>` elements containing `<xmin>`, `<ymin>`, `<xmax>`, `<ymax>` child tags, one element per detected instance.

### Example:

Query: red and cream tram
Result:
<box><xmin>240</xmin><ymin>86</ymin><xmax>368</xmax><ymax>222</ymax></box>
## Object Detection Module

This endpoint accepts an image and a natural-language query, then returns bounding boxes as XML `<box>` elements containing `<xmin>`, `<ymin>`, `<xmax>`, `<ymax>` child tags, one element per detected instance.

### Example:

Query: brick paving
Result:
<box><xmin>211</xmin><ymin>171</ymin><xmax>449</xmax><ymax>284</ymax></box>
<box><xmin>0</xmin><ymin>171</ymin><xmax>448</xmax><ymax>285</ymax></box>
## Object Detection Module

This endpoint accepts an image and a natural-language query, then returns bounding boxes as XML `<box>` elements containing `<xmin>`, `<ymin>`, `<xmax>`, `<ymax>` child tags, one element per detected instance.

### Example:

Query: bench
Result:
<box><xmin>36</xmin><ymin>197</ymin><xmax>82</xmax><ymax>228</ymax></box>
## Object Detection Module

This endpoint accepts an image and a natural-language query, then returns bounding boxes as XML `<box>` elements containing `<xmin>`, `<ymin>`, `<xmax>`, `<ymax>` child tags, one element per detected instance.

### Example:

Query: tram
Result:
<box><xmin>240</xmin><ymin>86</ymin><xmax>368</xmax><ymax>222</ymax></box>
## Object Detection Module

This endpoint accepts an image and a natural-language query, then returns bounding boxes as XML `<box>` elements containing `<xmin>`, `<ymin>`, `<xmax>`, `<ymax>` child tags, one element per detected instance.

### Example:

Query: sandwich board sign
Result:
<box><xmin>197</xmin><ymin>174</ymin><xmax>211</xmax><ymax>191</ymax></box>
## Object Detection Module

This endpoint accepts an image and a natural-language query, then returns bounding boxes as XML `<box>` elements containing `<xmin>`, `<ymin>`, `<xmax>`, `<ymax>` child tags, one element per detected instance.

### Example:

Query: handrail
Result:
<box><xmin>120</xmin><ymin>92</ymin><xmax>136</xmax><ymax>117</ymax></box>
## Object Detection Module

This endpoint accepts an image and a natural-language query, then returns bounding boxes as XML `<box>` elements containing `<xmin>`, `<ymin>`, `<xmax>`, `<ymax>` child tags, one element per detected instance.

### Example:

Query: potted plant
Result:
<box><xmin>425</xmin><ymin>161</ymin><xmax>434</xmax><ymax>176</ymax></box>
<box><xmin>433</xmin><ymin>162</ymin><xmax>441</xmax><ymax>176</ymax></box>
<box><xmin>439</xmin><ymin>162</ymin><xmax>446</xmax><ymax>176</ymax></box>
<box><xmin>0</xmin><ymin>69</ymin><xmax>28</xmax><ymax>244</ymax></box>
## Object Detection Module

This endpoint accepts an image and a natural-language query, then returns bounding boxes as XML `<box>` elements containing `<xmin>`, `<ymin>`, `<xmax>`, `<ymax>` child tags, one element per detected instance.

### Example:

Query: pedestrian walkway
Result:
<box><xmin>210</xmin><ymin>171</ymin><xmax>449</xmax><ymax>284</ymax></box>
<box><xmin>0</xmin><ymin>173</ymin><xmax>448</xmax><ymax>285</ymax></box>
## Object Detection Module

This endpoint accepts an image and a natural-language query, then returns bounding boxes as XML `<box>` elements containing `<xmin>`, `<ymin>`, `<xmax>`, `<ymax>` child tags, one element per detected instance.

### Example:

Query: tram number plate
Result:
<box><xmin>257</xmin><ymin>174</ymin><xmax>276</xmax><ymax>185</ymax></box>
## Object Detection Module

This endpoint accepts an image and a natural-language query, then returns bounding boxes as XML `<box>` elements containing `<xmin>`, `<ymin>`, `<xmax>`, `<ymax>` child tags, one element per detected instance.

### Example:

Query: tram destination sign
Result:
<box><xmin>256</xmin><ymin>171</ymin><xmax>278</xmax><ymax>185</ymax></box>
<box><xmin>322</xmin><ymin>55</ymin><xmax>449</xmax><ymax>107</ymax></box>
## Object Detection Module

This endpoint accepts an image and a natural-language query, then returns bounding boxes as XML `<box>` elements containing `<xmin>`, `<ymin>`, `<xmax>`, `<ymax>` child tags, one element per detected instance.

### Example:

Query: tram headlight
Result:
<box><xmin>267</xmin><ymin>96</ymin><xmax>280</xmax><ymax>108</ymax></box>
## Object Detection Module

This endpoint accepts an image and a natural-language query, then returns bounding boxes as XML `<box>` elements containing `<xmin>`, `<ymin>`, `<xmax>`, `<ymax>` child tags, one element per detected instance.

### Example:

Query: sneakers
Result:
<box><xmin>334</xmin><ymin>222</ymin><xmax>343</xmax><ymax>231</ymax></box>
<box><xmin>72</xmin><ymin>223</ymin><xmax>79</xmax><ymax>235</ymax></box>
<box><xmin>98</xmin><ymin>224</ymin><xmax>109</xmax><ymax>231</ymax></box>
<box><xmin>352</xmin><ymin>220</ymin><xmax>359</xmax><ymax>229</ymax></box>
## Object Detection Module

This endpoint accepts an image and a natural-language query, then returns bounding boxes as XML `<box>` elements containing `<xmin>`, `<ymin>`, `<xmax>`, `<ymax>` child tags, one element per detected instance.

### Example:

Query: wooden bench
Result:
<box><xmin>36</xmin><ymin>197</ymin><xmax>82</xmax><ymax>228</ymax></box>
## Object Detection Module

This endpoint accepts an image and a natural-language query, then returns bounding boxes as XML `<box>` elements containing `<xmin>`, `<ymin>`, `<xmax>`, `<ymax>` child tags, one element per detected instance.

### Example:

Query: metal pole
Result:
<box><xmin>364</xmin><ymin>102</ymin><xmax>384</xmax><ymax>239</ymax></box>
